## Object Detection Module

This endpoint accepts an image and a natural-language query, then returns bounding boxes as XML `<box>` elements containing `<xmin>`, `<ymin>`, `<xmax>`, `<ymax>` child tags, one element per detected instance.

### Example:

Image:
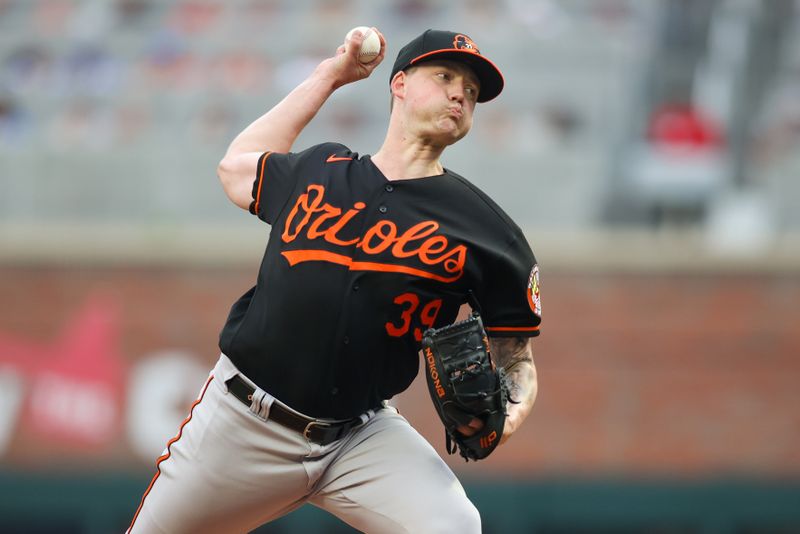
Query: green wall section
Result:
<box><xmin>1</xmin><ymin>472</ymin><xmax>798</xmax><ymax>533</ymax></box>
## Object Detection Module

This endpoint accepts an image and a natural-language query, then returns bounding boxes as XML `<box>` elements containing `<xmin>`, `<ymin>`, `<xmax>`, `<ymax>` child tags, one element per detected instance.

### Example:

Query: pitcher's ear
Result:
<box><xmin>390</xmin><ymin>70</ymin><xmax>407</xmax><ymax>99</ymax></box>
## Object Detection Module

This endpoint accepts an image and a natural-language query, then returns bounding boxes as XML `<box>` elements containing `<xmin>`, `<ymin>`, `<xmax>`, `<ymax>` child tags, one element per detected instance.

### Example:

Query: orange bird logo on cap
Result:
<box><xmin>453</xmin><ymin>34</ymin><xmax>480</xmax><ymax>54</ymax></box>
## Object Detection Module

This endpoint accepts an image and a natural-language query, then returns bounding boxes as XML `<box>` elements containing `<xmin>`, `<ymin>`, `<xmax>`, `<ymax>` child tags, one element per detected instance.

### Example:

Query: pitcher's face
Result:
<box><xmin>400</xmin><ymin>60</ymin><xmax>480</xmax><ymax>146</ymax></box>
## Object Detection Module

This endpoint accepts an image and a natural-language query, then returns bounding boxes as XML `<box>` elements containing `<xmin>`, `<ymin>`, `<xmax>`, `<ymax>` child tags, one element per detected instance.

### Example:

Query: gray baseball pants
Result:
<box><xmin>127</xmin><ymin>354</ymin><xmax>480</xmax><ymax>533</ymax></box>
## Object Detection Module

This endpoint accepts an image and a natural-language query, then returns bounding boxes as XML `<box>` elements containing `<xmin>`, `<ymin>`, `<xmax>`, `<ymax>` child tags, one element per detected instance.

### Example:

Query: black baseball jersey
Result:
<box><xmin>219</xmin><ymin>142</ymin><xmax>541</xmax><ymax>419</ymax></box>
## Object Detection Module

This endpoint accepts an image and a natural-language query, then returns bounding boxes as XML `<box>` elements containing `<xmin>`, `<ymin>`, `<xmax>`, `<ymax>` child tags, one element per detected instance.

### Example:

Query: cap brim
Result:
<box><xmin>409</xmin><ymin>49</ymin><xmax>504</xmax><ymax>103</ymax></box>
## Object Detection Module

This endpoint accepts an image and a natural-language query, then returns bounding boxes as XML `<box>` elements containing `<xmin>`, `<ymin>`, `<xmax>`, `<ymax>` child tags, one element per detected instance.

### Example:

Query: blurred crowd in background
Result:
<box><xmin>1</xmin><ymin>0</ymin><xmax>799</xmax><ymax>241</ymax></box>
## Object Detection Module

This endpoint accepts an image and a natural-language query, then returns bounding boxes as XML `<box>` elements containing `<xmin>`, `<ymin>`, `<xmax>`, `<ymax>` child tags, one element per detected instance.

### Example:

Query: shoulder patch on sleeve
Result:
<box><xmin>527</xmin><ymin>264</ymin><xmax>541</xmax><ymax>318</ymax></box>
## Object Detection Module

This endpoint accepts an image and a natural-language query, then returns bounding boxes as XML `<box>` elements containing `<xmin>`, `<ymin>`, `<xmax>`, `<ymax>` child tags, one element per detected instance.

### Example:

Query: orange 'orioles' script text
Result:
<box><xmin>281</xmin><ymin>185</ymin><xmax>466</xmax><ymax>283</ymax></box>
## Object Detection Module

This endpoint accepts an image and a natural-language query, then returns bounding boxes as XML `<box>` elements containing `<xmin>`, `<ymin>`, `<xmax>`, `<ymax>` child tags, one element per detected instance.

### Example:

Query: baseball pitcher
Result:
<box><xmin>128</xmin><ymin>27</ymin><xmax>541</xmax><ymax>534</ymax></box>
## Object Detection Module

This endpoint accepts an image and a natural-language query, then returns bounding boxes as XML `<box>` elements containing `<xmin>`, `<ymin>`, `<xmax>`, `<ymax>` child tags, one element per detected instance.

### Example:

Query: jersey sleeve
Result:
<box><xmin>249</xmin><ymin>143</ymin><xmax>346</xmax><ymax>224</ymax></box>
<box><xmin>476</xmin><ymin>233</ymin><xmax>542</xmax><ymax>338</ymax></box>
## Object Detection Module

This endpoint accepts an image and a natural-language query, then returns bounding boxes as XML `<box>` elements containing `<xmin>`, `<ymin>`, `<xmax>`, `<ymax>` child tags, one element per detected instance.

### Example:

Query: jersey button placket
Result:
<box><xmin>379</xmin><ymin>183</ymin><xmax>393</xmax><ymax>212</ymax></box>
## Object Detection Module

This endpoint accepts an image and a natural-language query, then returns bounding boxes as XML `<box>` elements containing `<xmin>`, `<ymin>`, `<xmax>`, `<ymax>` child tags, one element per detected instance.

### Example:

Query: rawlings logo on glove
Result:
<box><xmin>421</xmin><ymin>313</ymin><xmax>512</xmax><ymax>461</ymax></box>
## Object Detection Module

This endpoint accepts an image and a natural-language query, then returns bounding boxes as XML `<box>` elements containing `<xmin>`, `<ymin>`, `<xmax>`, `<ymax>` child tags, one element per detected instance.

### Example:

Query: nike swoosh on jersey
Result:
<box><xmin>326</xmin><ymin>154</ymin><xmax>354</xmax><ymax>163</ymax></box>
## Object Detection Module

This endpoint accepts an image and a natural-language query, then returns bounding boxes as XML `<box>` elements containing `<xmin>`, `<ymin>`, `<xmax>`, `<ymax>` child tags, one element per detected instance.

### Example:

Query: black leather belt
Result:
<box><xmin>225</xmin><ymin>375</ymin><xmax>363</xmax><ymax>446</ymax></box>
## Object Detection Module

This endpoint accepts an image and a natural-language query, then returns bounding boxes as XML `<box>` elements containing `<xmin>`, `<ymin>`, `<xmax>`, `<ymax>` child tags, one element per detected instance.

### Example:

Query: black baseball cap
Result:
<box><xmin>390</xmin><ymin>29</ymin><xmax>504</xmax><ymax>103</ymax></box>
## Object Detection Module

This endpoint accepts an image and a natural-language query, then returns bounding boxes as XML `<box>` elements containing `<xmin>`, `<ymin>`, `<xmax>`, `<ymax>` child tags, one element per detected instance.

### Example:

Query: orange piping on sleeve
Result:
<box><xmin>253</xmin><ymin>152</ymin><xmax>272</xmax><ymax>215</ymax></box>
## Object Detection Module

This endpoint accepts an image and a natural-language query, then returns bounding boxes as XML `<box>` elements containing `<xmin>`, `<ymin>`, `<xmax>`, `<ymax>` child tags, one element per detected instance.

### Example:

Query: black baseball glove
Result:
<box><xmin>421</xmin><ymin>313</ymin><xmax>512</xmax><ymax>461</ymax></box>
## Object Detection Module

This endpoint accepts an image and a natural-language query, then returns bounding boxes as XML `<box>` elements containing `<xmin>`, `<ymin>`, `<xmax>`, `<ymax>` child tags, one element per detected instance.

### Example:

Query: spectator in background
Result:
<box><xmin>167</xmin><ymin>0</ymin><xmax>223</xmax><ymax>35</ymax></box>
<box><xmin>58</xmin><ymin>45</ymin><xmax>123</xmax><ymax>97</ymax></box>
<box><xmin>32</xmin><ymin>0</ymin><xmax>75</xmax><ymax>35</ymax></box>
<box><xmin>114</xmin><ymin>0</ymin><xmax>158</xmax><ymax>31</ymax></box>
<box><xmin>141</xmin><ymin>33</ymin><xmax>200</xmax><ymax>91</ymax></box>
<box><xmin>2</xmin><ymin>45</ymin><xmax>53</xmax><ymax>95</ymax></box>
<box><xmin>0</xmin><ymin>97</ymin><xmax>29</xmax><ymax>146</ymax></box>
<box><xmin>647</xmin><ymin>103</ymin><xmax>724</xmax><ymax>152</ymax></box>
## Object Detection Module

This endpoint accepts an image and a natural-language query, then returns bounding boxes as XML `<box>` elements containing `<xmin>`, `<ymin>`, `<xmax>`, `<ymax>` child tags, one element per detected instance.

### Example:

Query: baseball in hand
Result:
<box><xmin>346</xmin><ymin>26</ymin><xmax>380</xmax><ymax>63</ymax></box>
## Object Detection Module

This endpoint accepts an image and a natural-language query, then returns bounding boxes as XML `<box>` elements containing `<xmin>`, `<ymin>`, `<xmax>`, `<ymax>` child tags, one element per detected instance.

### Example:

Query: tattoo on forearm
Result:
<box><xmin>505</xmin><ymin>380</ymin><xmax>522</xmax><ymax>405</ymax></box>
<box><xmin>490</xmin><ymin>336</ymin><xmax>536</xmax><ymax>406</ymax></box>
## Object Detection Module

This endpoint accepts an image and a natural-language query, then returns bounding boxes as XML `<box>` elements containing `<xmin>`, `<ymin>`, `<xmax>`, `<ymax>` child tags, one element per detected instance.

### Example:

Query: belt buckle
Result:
<box><xmin>303</xmin><ymin>420</ymin><xmax>332</xmax><ymax>441</ymax></box>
